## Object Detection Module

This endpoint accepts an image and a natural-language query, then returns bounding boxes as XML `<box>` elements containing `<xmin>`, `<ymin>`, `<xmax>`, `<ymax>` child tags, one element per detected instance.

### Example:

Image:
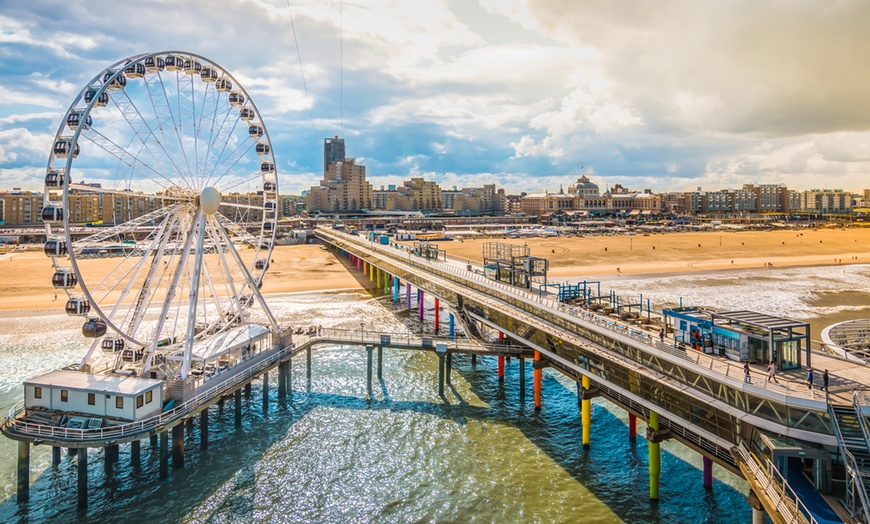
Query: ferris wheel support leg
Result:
<box><xmin>182</xmin><ymin>210</ymin><xmax>207</xmax><ymax>379</ymax></box>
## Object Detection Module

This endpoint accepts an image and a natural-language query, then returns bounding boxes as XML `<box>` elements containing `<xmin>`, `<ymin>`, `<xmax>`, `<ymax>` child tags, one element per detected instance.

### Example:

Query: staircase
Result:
<box><xmin>829</xmin><ymin>402</ymin><xmax>870</xmax><ymax>523</ymax></box>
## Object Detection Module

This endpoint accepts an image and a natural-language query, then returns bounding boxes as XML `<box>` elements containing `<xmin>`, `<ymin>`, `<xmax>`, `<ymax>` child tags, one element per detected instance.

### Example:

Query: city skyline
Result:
<box><xmin>1</xmin><ymin>1</ymin><xmax>869</xmax><ymax>196</ymax></box>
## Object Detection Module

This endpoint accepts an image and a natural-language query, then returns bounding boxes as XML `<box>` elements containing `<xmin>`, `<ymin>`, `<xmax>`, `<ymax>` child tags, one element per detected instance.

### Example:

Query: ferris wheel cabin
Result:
<box><xmin>239</xmin><ymin>108</ymin><xmax>255</xmax><ymax>121</ymax></box>
<box><xmin>164</xmin><ymin>55</ymin><xmax>183</xmax><ymax>70</ymax></box>
<box><xmin>215</xmin><ymin>77</ymin><xmax>232</xmax><ymax>92</ymax></box>
<box><xmin>228</xmin><ymin>92</ymin><xmax>245</xmax><ymax>106</ymax></box>
<box><xmin>53</xmin><ymin>138</ymin><xmax>79</xmax><ymax>159</ymax></box>
<box><xmin>66</xmin><ymin>111</ymin><xmax>92</xmax><ymax>130</ymax></box>
<box><xmin>182</xmin><ymin>59</ymin><xmax>202</xmax><ymax>75</ymax></box>
<box><xmin>144</xmin><ymin>56</ymin><xmax>165</xmax><ymax>72</ymax></box>
<box><xmin>41</xmin><ymin>205</ymin><xmax>65</xmax><ymax>224</ymax></box>
<box><xmin>44</xmin><ymin>169</ymin><xmax>67</xmax><ymax>189</ymax></box>
<box><xmin>44</xmin><ymin>238</ymin><xmax>68</xmax><ymax>257</ymax></box>
<box><xmin>84</xmin><ymin>89</ymin><xmax>109</xmax><ymax>107</ymax></box>
<box><xmin>82</xmin><ymin>318</ymin><xmax>108</xmax><ymax>338</ymax></box>
<box><xmin>248</xmin><ymin>125</ymin><xmax>264</xmax><ymax>138</ymax></box>
<box><xmin>102</xmin><ymin>70</ymin><xmax>127</xmax><ymax>90</ymax></box>
<box><xmin>65</xmin><ymin>297</ymin><xmax>90</xmax><ymax>316</ymax></box>
<box><xmin>51</xmin><ymin>269</ymin><xmax>78</xmax><ymax>289</ymax></box>
<box><xmin>124</xmin><ymin>62</ymin><xmax>146</xmax><ymax>79</ymax></box>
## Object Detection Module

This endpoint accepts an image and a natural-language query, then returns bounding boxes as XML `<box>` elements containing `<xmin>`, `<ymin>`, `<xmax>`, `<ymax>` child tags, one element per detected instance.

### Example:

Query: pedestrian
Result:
<box><xmin>806</xmin><ymin>368</ymin><xmax>814</xmax><ymax>390</ymax></box>
<box><xmin>659</xmin><ymin>329</ymin><xmax>665</xmax><ymax>343</ymax></box>
<box><xmin>744</xmin><ymin>362</ymin><xmax>751</xmax><ymax>383</ymax></box>
<box><xmin>767</xmin><ymin>361</ymin><xmax>778</xmax><ymax>383</ymax></box>
<box><xmin>822</xmin><ymin>369</ymin><xmax>829</xmax><ymax>391</ymax></box>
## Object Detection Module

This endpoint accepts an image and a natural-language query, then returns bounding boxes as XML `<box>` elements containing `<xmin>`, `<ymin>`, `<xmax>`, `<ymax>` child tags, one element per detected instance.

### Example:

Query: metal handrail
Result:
<box><xmin>828</xmin><ymin>402</ymin><xmax>870</xmax><ymax>524</ymax></box>
<box><xmin>733</xmin><ymin>441</ymin><xmax>818</xmax><ymax>524</ymax></box>
<box><xmin>327</xmin><ymin>229</ymin><xmax>816</xmax><ymax>400</ymax></box>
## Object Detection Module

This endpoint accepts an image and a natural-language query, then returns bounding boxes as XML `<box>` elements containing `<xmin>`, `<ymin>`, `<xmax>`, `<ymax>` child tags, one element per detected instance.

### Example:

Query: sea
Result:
<box><xmin>1</xmin><ymin>263</ymin><xmax>868</xmax><ymax>523</ymax></box>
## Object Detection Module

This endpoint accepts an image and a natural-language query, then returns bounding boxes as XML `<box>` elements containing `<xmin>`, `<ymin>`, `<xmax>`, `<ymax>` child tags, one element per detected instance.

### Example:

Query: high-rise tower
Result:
<box><xmin>324</xmin><ymin>135</ymin><xmax>345</xmax><ymax>175</ymax></box>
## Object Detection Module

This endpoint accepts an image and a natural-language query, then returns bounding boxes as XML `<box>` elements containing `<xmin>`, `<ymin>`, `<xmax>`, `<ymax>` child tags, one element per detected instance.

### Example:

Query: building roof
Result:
<box><xmin>190</xmin><ymin>324</ymin><xmax>270</xmax><ymax>361</ymax></box>
<box><xmin>713</xmin><ymin>310</ymin><xmax>810</xmax><ymax>331</ymax></box>
<box><xmin>24</xmin><ymin>370</ymin><xmax>163</xmax><ymax>395</ymax></box>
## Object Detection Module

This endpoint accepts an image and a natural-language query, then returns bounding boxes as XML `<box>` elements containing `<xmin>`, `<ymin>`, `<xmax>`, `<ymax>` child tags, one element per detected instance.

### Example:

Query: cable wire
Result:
<box><xmin>286</xmin><ymin>0</ymin><xmax>319</xmax><ymax>147</ymax></box>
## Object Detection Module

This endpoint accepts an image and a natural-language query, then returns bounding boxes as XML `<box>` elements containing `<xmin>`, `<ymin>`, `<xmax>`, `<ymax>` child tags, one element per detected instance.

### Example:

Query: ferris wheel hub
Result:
<box><xmin>200</xmin><ymin>186</ymin><xmax>221</xmax><ymax>215</ymax></box>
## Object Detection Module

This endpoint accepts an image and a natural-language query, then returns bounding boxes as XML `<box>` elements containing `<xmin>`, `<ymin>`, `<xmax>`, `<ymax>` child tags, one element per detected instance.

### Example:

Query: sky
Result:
<box><xmin>1</xmin><ymin>0</ymin><xmax>869</xmax><ymax>196</ymax></box>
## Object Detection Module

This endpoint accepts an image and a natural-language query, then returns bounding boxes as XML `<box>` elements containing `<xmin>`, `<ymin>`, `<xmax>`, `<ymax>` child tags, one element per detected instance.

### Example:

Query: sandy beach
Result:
<box><xmin>1</xmin><ymin>228</ymin><xmax>869</xmax><ymax>313</ymax></box>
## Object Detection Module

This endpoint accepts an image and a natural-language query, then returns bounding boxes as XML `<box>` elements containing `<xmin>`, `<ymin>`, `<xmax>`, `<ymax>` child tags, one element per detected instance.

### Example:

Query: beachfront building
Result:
<box><xmin>444</xmin><ymin>184</ymin><xmax>505</xmax><ymax>214</ymax></box>
<box><xmin>520</xmin><ymin>176</ymin><xmax>660</xmax><ymax>216</ymax></box>
<box><xmin>800</xmin><ymin>189</ymin><xmax>853</xmax><ymax>214</ymax></box>
<box><xmin>306</xmin><ymin>159</ymin><xmax>373</xmax><ymax>213</ymax></box>
<box><xmin>1</xmin><ymin>191</ymin><xmax>44</xmax><ymax>225</ymax></box>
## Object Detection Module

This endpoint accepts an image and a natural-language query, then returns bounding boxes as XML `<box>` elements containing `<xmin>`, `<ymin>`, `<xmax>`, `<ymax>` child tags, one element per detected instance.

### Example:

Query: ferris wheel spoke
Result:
<box><xmin>214</xmin><ymin>219</ymin><xmax>280</xmax><ymax>332</ymax></box>
<box><xmin>206</xmin><ymin>216</ymin><xmax>245</xmax><ymax>321</ymax></box>
<box><xmin>214</xmin><ymin>171</ymin><xmax>263</xmax><ymax>193</ymax></box>
<box><xmin>105</xmin><ymin>89</ymin><xmax>188</xmax><ymax>186</ymax></box>
<box><xmin>202</xmin><ymin>100</ymin><xmax>241</xmax><ymax>183</ymax></box>
<box><xmin>206</xmin><ymin>139</ymin><xmax>257</xmax><ymax>188</ymax></box>
<box><xmin>215</xmin><ymin>212</ymin><xmax>261</xmax><ymax>246</ymax></box>
<box><xmin>71</xmin><ymin>204</ymin><xmax>186</xmax><ymax>250</ymax></box>
<box><xmin>144</xmin><ymin>69</ymin><xmax>194</xmax><ymax>186</ymax></box>
<box><xmin>79</xmin><ymin>127</ymin><xmax>180</xmax><ymax>191</ymax></box>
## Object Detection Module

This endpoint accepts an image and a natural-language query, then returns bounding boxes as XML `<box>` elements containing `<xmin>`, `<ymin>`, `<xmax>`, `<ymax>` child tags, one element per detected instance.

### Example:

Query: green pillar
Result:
<box><xmin>649</xmin><ymin>411</ymin><xmax>661</xmax><ymax>501</ymax></box>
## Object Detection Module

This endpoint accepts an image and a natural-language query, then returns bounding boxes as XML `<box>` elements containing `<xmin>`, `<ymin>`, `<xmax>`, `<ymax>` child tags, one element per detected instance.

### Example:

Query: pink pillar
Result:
<box><xmin>434</xmin><ymin>298</ymin><xmax>440</xmax><ymax>331</ymax></box>
<box><xmin>407</xmin><ymin>284</ymin><xmax>411</xmax><ymax>308</ymax></box>
<box><xmin>703</xmin><ymin>456</ymin><xmax>713</xmax><ymax>490</ymax></box>
<box><xmin>419</xmin><ymin>290</ymin><xmax>425</xmax><ymax>319</ymax></box>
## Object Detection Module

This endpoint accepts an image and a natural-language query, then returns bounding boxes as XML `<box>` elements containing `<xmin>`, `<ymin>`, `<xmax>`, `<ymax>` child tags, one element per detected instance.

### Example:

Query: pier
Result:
<box><xmin>316</xmin><ymin>226</ymin><xmax>870</xmax><ymax>524</ymax></box>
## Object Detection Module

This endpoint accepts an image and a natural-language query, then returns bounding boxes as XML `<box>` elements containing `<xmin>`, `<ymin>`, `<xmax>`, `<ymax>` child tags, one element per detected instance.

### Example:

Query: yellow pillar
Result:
<box><xmin>649</xmin><ymin>410</ymin><xmax>661</xmax><ymax>501</ymax></box>
<box><xmin>581</xmin><ymin>374</ymin><xmax>591</xmax><ymax>449</ymax></box>
<box><xmin>369</xmin><ymin>263</ymin><xmax>374</xmax><ymax>282</ymax></box>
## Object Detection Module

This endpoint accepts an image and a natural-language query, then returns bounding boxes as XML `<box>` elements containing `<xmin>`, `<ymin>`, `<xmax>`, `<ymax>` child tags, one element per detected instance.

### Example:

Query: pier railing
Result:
<box><xmin>733</xmin><ymin>442</ymin><xmax>818</xmax><ymax>524</ymax></box>
<box><xmin>2</xmin><ymin>329</ymin><xmax>528</xmax><ymax>443</ymax></box>
<box><xmin>325</xmin><ymin>229</ymin><xmax>823</xmax><ymax>401</ymax></box>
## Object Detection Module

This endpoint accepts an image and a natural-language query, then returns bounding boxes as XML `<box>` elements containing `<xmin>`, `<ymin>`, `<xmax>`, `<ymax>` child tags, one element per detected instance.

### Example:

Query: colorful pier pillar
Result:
<box><xmin>419</xmin><ymin>290</ymin><xmax>425</xmax><ymax>319</ymax></box>
<box><xmin>497</xmin><ymin>332</ymin><xmax>505</xmax><ymax>382</ymax></box>
<box><xmin>628</xmin><ymin>412</ymin><xmax>637</xmax><ymax>441</ymax></box>
<box><xmin>581</xmin><ymin>375</ymin><xmax>591</xmax><ymax>449</ymax></box>
<box><xmin>703</xmin><ymin>456</ymin><xmax>713</xmax><ymax>490</ymax></box>
<box><xmin>393</xmin><ymin>277</ymin><xmax>399</xmax><ymax>302</ymax></box>
<box><xmin>383</xmin><ymin>271</ymin><xmax>389</xmax><ymax>293</ymax></box>
<box><xmin>533</xmin><ymin>350</ymin><xmax>542</xmax><ymax>410</ymax></box>
<box><xmin>407</xmin><ymin>284</ymin><xmax>412</xmax><ymax>308</ymax></box>
<box><xmin>649</xmin><ymin>410</ymin><xmax>661</xmax><ymax>501</ymax></box>
<box><xmin>434</xmin><ymin>298</ymin><xmax>440</xmax><ymax>331</ymax></box>
<box><xmin>449</xmin><ymin>313</ymin><xmax>455</xmax><ymax>340</ymax></box>
<box><xmin>369</xmin><ymin>263</ymin><xmax>374</xmax><ymax>282</ymax></box>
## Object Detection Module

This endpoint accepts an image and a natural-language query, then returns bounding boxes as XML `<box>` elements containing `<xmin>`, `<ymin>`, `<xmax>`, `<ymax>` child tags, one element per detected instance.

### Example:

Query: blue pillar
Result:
<box><xmin>449</xmin><ymin>313</ymin><xmax>455</xmax><ymax>340</ymax></box>
<box><xmin>393</xmin><ymin>277</ymin><xmax>399</xmax><ymax>302</ymax></box>
<box><xmin>407</xmin><ymin>284</ymin><xmax>412</xmax><ymax>308</ymax></box>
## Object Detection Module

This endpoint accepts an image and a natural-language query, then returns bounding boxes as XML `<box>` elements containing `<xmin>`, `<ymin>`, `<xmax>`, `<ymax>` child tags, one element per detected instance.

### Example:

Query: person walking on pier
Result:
<box><xmin>806</xmin><ymin>368</ymin><xmax>814</xmax><ymax>390</ymax></box>
<box><xmin>743</xmin><ymin>362</ymin><xmax>752</xmax><ymax>383</ymax></box>
<box><xmin>659</xmin><ymin>329</ymin><xmax>665</xmax><ymax>344</ymax></box>
<box><xmin>822</xmin><ymin>369</ymin><xmax>829</xmax><ymax>392</ymax></box>
<box><xmin>767</xmin><ymin>361</ymin><xmax>778</xmax><ymax>384</ymax></box>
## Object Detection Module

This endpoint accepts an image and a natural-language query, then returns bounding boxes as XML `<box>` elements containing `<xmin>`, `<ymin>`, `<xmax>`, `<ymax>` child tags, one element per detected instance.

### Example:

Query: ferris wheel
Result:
<box><xmin>42</xmin><ymin>51</ymin><xmax>281</xmax><ymax>379</ymax></box>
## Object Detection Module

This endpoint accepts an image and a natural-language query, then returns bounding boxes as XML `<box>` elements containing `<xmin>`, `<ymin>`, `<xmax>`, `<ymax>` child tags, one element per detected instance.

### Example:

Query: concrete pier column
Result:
<box><xmin>748</xmin><ymin>490</ymin><xmax>765</xmax><ymax>524</ymax></box>
<box><xmin>234</xmin><ymin>388</ymin><xmax>242</xmax><ymax>428</ymax></box>
<box><xmin>104</xmin><ymin>444</ymin><xmax>118</xmax><ymax>475</ymax></box>
<box><xmin>471</xmin><ymin>354</ymin><xmax>477</xmax><ymax>366</ymax></box>
<box><xmin>262</xmin><ymin>371</ymin><xmax>270</xmax><ymax>410</ymax></box>
<box><xmin>377</xmin><ymin>346</ymin><xmax>383</xmax><ymax>380</ymax></box>
<box><xmin>288</xmin><ymin>357</ymin><xmax>293</xmax><ymax>398</ymax></box>
<box><xmin>52</xmin><ymin>445</ymin><xmax>61</xmax><ymax>467</ymax></box>
<box><xmin>131</xmin><ymin>440</ymin><xmax>141</xmax><ymax>469</ymax></box>
<box><xmin>150</xmin><ymin>434</ymin><xmax>158</xmax><ymax>448</ymax></box>
<box><xmin>366</xmin><ymin>345</ymin><xmax>374</xmax><ymax>398</ymax></box>
<box><xmin>77</xmin><ymin>448</ymin><xmax>88</xmax><ymax>509</ymax></box>
<box><xmin>17</xmin><ymin>441</ymin><xmax>29</xmax><ymax>503</ymax></box>
<box><xmin>306</xmin><ymin>347</ymin><xmax>312</xmax><ymax>389</ymax></box>
<box><xmin>200</xmin><ymin>409</ymin><xmax>209</xmax><ymax>451</ymax></box>
<box><xmin>449</xmin><ymin>313</ymin><xmax>455</xmax><ymax>340</ymax></box>
<box><xmin>185</xmin><ymin>417</ymin><xmax>194</xmax><ymax>435</ymax></box>
<box><xmin>533</xmin><ymin>351</ymin><xmax>542</xmax><ymax>411</ymax></box>
<box><xmin>393</xmin><ymin>277</ymin><xmax>399</xmax><ymax>302</ymax></box>
<box><xmin>437</xmin><ymin>351</ymin><xmax>446</xmax><ymax>397</ymax></box>
<box><xmin>407</xmin><ymin>284</ymin><xmax>412</xmax><ymax>308</ymax></box>
<box><xmin>498</xmin><ymin>356</ymin><xmax>505</xmax><ymax>382</ymax></box>
<box><xmin>68</xmin><ymin>447</ymin><xmax>77</xmax><ymax>457</ymax></box>
<box><xmin>277</xmin><ymin>362</ymin><xmax>287</xmax><ymax>400</ymax></box>
<box><xmin>172</xmin><ymin>424</ymin><xmax>185</xmax><ymax>469</ymax></box>
<box><xmin>446</xmin><ymin>351</ymin><xmax>453</xmax><ymax>385</ymax></box>
<box><xmin>434</xmin><ymin>299</ymin><xmax>440</xmax><ymax>332</ymax></box>
<box><xmin>419</xmin><ymin>290</ymin><xmax>425</xmax><ymax>319</ymax></box>
<box><xmin>159</xmin><ymin>432</ymin><xmax>169</xmax><ymax>479</ymax></box>
<box><xmin>628</xmin><ymin>412</ymin><xmax>637</xmax><ymax>441</ymax></box>
<box><xmin>519</xmin><ymin>357</ymin><xmax>526</xmax><ymax>400</ymax></box>
<box><xmin>703</xmin><ymin>456</ymin><xmax>713</xmax><ymax>490</ymax></box>
<box><xmin>649</xmin><ymin>411</ymin><xmax>661</xmax><ymax>501</ymax></box>
<box><xmin>581</xmin><ymin>375</ymin><xmax>591</xmax><ymax>449</ymax></box>
<box><xmin>244</xmin><ymin>382</ymin><xmax>252</xmax><ymax>397</ymax></box>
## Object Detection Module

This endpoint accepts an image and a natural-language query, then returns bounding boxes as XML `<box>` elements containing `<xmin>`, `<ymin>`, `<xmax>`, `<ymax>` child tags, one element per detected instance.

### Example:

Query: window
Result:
<box><xmin>136</xmin><ymin>395</ymin><xmax>144</xmax><ymax>408</ymax></box>
<box><xmin>88</xmin><ymin>393</ymin><xmax>95</xmax><ymax>405</ymax></box>
<box><xmin>60</xmin><ymin>390</ymin><xmax>68</xmax><ymax>402</ymax></box>
<box><xmin>145</xmin><ymin>390</ymin><xmax>153</xmax><ymax>404</ymax></box>
<box><xmin>34</xmin><ymin>386</ymin><xmax>42</xmax><ymax>399</ymax></box>
<box><xmin>115</xmin><ymin>396</ymin><xmax>124</xmax><ymax>409</ymax></box>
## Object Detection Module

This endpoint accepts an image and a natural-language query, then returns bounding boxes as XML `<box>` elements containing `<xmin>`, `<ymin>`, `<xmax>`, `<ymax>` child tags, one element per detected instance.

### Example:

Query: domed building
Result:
<box><xmin>567</xmin><ymin>175</ymin><xmax>600</xmax><ymax>197</ymax></box>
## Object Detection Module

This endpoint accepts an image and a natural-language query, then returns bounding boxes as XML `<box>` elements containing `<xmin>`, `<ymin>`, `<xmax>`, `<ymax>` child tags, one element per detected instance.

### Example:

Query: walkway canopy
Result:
<box><xmin>711</xmin><ymin>310</ymin><xmax>810</xmax><ymax>369</ymax></box>
<box><xmin>190</xmin><ymin>324</ymin><xmax>270</xmax><ymax>362</ymax></box>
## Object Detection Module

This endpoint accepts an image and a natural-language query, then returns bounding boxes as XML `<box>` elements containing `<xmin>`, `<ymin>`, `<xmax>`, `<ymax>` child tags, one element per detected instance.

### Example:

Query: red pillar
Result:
<box><xmin>434</xmin><ymin>298</ymin><xmax>440</xmax><ymax>331</ymax></box>
<box><xmin>628</xmin><ymin>412</ymin><xmax>637</xmax><ymax>440</ymax></box>
<box><xmin>498</xmin><ymin>356</ymin><xmax>505</xmax><ymax>381</ymax></box>
<box><xmin>533</xmin><ymin>350</ymin><xmax>542</xmax><ymax>410</ymax></box>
